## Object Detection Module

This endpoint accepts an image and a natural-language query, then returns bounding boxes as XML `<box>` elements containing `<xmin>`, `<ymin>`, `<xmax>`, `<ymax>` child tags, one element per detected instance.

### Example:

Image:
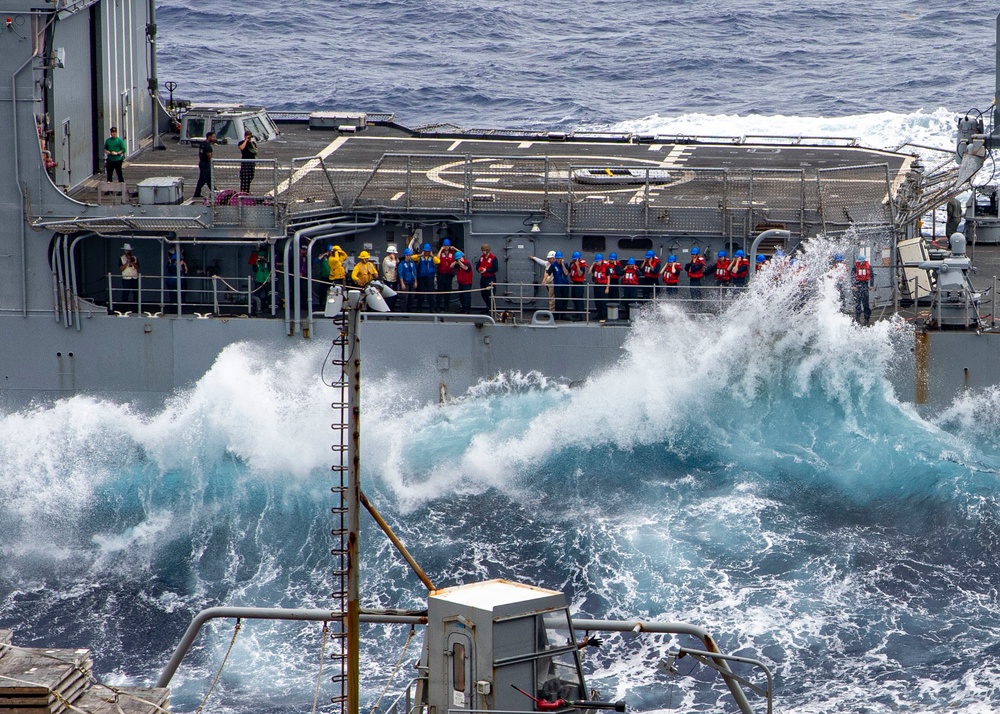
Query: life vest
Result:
<box><xmin>398</xmin><ymin>258</ymin><xmax>417</xmax><ymax>284</ymax></box>
<box><xmin>454</xmin><ymin>258</ymin><xmax>474</xmax><ymax>285</ymax></box>
<box><xmin>686</xmin><ymin>256</ymin><xmax>705</xmax><ymax>279</ymax></box>
<box><xmin>591</xmin><ymin>261</ymin><xmax>610</xmax><ymax>285</ymax></box>
<box><xmin>351</xmin><ymin>260</ymin><xmax>378</xmax><ymax>287</ymax></box>
<box><xmin>438</xmin><ymin>247</ymin><xmax>456</xmax><ymax>274</ymax></box>
<box><xmin>417</xmin><ymin>255</ymin><xmax>437</xmax><ymax>277</ymax></box>
<box><xmin>570</xmin><ymin>259</ymin><xmax>588</xmax><ymax>283</ymax></box>
<box><xmin>730</xmin><ymin>257</ymin><xmax>749</xmax><ymax>280</ymax></box>
<box><xmin>714</xmin><ymin>257</ymin><xmax>731</xmax><ymax>282</ymax></box>
<box><xmin>607</xmin><ymin>261</ymin><xmax>621</xmax><ymax>284</ymax></box>
<box><xmin>622</xmin><ymin>265</ymin><xmax>640</xmax><ymax>286</ymax></box>
<box><xmin>640</xmin><ymin>258</ymin><xmax>661</xmax><ymax>280</ymax></box>
<box><xmin>477</xmin><ymin>253</ymin><xmax>497</xmax><ymax>277</ymax></box>
<box><xmin>662</xmin><ymin>262</ymin><xmax>681</xmax><ymax>285</ymax></box>
<box><xmin>854</xmin><ymin>261</ymin><xmax>871</xmax><ymax>283</ymax></box>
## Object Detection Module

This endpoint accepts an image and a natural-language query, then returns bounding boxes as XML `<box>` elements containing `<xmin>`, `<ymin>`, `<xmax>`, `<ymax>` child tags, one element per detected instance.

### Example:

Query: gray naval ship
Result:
<box><xmin>2</xmin><ymin>0</ymin><xmax>1000</xmax><ymax>413</ymax></box>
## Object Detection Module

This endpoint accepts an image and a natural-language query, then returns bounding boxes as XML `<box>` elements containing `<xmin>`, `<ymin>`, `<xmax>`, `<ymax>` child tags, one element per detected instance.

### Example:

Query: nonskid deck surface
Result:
<box><xmin>69</xmin><ymin>122</ymin><xmax>915</xmax><ymax>214</ymax></box>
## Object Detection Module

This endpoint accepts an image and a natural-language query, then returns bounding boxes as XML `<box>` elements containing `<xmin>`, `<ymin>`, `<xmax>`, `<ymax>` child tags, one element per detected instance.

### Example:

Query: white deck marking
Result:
<box><xmin>447</xmin><ymin>140</ymin><xmax>463</xmax><ymax>152</ymax></box>
<box><xmin>390</xmin><ymin>191</ymin><xmax>406</xmax><ymax>201</ymax></box>
<box><xmin>648</xmin><ymin>144</ymin><xmax>664</xmax><ymax>151</ymax></box>
<box><xmin>272</xmin><ymin>135</ymin><xmax>350</xmax><ymax>196</ymax></box>
<box><xmin>518</xmin><ymin>142</ymin><xmax>533</xmax><ymax>149</ymax></box>
<box><xmin>475</xmin><ymin>177</ymin><xmax>501</xmax><ymax>183</ymax></box>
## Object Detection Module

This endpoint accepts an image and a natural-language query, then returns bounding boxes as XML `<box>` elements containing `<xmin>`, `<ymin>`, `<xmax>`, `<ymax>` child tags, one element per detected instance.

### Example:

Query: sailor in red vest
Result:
<box><xmin>661</xmin><ymin>254</ymin><xmax>682</xmax><ymax>297</ymax></box>
<box><xmin>436</xmin><ymin>238</ymin><xmax>457</xmax><ymax>312</ymax></box>
<box><xmin>639</xmin><ymin>250</ymin><xmax>661</xmax><ymax>300</ymax></box>
<box><xmin>477</xmin><ymin>243</ymin><xmax>498</xmax><ymax>312</ymax></box>
<box><xmin>729</xmin><ymin>249</ymin><xmax>750</xmax><ymax>288</ymax></box>
<box><xmin>606</xmin><ymin>252</ymin><xmax>622</xmax><ymax>306</ymax></box>
<box><xmin>621</xmin><ymin>257</ymin><xmax>640</xmax><ymax>319</ymax></box>
<box><xmin>685</xmin><ymin>247</ymin><xmax>706</xmax><ymax>299</ymax></box>
<box><xmin>569</xmin><ymin>251</ymin><xmax>588</xmax><ymax>320</ymax></box>
<box><xmin>589</xmin><ymin>253</ymin><xmax>610</xmax><ymax>321</ymax></box>
<box><xmin>852</xmin><ymin>254</ymin><xmax>874</xmax><ymax>325</ymax></box>
<box><xmin>711</xmin><ymin>249</ymin><xmax>730</xmax><ymax>304</ymax></box>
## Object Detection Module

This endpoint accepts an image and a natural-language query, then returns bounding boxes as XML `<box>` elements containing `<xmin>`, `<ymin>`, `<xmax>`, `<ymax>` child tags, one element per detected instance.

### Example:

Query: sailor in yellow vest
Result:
<box><xmin>326</xmin><ymin>245</ymin><xmax>348</xmax><ymax>284</ymax></box>
<box><xmin>351</xmin><ymin>250</ymin><xmax>379</xmax><ymax>287</ymax></box>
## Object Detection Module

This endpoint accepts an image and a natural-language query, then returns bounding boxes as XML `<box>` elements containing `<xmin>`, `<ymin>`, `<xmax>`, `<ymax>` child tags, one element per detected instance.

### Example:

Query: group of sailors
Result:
<box><xmin>302</xmin><ymin>240</ymin><xmax>877</xmax><ymax>324</ymax></box>
<box><xmin>308</xmin><ymin>240</ymin><xmax>499</xmax><ymax>314</ymax></box>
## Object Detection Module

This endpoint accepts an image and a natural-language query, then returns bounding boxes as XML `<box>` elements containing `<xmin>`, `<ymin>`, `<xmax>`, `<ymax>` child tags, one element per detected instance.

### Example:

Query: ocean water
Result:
<box><xmin>4</xmin><ymin>0</ymin><xmax>1000</xmax><ymax>712</ymax></box>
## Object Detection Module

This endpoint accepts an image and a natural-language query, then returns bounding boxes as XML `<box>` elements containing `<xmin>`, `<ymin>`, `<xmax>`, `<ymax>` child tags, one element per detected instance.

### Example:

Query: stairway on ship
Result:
<box><xmin>0</xmin><ymin>630</ymin><xmax>169</xmax><ymax>714</ymax></box>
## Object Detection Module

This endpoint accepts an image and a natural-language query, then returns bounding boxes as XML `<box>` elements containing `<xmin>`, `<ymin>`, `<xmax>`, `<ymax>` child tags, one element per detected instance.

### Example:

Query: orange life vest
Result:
<box><xmin>622</xmin><ymin>265</ymin><xmax>640</xmax><ymax>286</ymax></box>
<box><xmin>570</xmin><ymin>259</ymin><xmax>588</xmax><ymax>283</ymax></box>
<box><xmin>714</xmin><ymin>257</ymin><xmax>731</xmax><ymax>282</ymax></box>
<box><xmin>687</xmin><ymin>256</ymin><xmax>705</xmax><ymax>279</ymax></box>
<box><xmin>591</xmin><ymin>261</ymin><xmax>610</xmax><ymax>285</ymax></box>
<box><xmin>662</xmin><ymin>262</ymin><xmax>681</xmax><ymax>285</ymax></box>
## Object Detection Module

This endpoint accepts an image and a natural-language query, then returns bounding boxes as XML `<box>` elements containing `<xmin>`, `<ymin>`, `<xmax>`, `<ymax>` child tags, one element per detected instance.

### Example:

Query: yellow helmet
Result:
<box><xmin>359</xmin><ymin>250</ymin><xmax>370</xmax><ymax>259</ymax></box>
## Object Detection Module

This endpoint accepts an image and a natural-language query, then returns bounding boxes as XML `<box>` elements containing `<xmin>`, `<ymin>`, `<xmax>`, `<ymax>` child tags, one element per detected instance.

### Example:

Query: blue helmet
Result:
<box><xmin>774</xmin><ymin>249</ymin><xmax>786</xmax><ymax>258</ymax></box>
<box><xmin>668</xmin><ymin>254</ymin><xmax>676</xmax><ymax>262</ymax></box>
<box><xmin>609</xmin><ymin>252</ymin><xmax>618</xmax><ymax>260</ymax></box>
<box><xmin>594</xmin><ymin>253</ymin><xmax>604</xmax><ymax>261</ymax></box>
<box><xmin>627</xmin><ymin>257</ymin><xmax>636</xmax><ymax>265</ymax></box>
<box><xmin>455</xmin><ymin>250</ymin><xmax>464</xmax><ymax>259</ymax></box>
<box><xmin>327</xmin><ymin>245</ymin><xmax>333</xmax><ymax>252</ymax></box>
<box><xmin>555</xmin><ymin>251</ymin><xmax>563</xmax><ymax>259</ymax></box>
<box><xmin>422</xmin><ymin>243</ymin><xmax>432</xmax><ymax>251</ymax></box>
<box><xmin>443</xmin><ymin>238</ymin><xmax>451</xmax><ymax>246</ymax></box>
<box><xmin>572</xmin><ymin>251</ymin><xmax>581</xmax><ymax>259</ymax></box>
<box><xmin>834</xmin><ymin>253</ymin><xmax>844</xmax><ymax>261</ymax></box>
<box><xmin>718</xmin><ymin>250</ymin><xmax>727</xmax><ymax>258</ymax></box>
<box><xmin>735</xmin><ymin>249</ymin><xmax>745</xmax><ymax>258</ymax></box>
<box><xmin>856</xmin><ymin>254</ymin><xmax>865</xmax><ymax>263</ymax></box>
<box><xmin>691</xmin><ymin>247</ymin><xmax>700</xmax><ymax>255</ymax></box>
<box><xmin>756</xmin><ymin>254</ymin><xmax>766</xmax><ymax>263</ymax></box>
<box><xmin>404</xmin><ymin>247</ymin><xmax>413</xmax><ymax>256</ymax></box>
<box><xmin>645</xmin><ymin>250</ymin><xmax>655</xmax><ymax>258</ymax></box>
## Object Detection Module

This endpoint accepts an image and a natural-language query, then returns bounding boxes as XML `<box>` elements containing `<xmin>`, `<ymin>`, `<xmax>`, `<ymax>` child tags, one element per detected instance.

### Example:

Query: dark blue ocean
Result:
<box><xmin>5</xmin><ymin>1</ymin><xmax>1000</xmax><ymax>712</ymax></box>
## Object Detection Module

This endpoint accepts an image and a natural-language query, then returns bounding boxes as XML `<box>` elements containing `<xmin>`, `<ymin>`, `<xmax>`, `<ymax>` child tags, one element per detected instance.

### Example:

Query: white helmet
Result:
<box><xmin>546</xmin><ymin>250</ymin><xmax>556</xmax><ymax>259</ymax></box>
<box><xmin>387</xmin><ymin>245</ymin><xmax>398</xmax><ymax>254</ymax></box>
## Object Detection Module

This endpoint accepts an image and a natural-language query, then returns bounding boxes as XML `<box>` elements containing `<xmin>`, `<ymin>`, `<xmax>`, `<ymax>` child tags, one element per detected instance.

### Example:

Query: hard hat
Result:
<box><xmin>609</xmin><ymin>252</ymin><xmax>618</xmax><ymax>260</ymax></box>
<box><xmin>404</xmin><ymin>248</ymin><xmax>413</xmax><ymax>256</ymax></box>
<box><xmin>555</xmin><ymin>251</ymin><xmax>563</xmax><ymax>259</ymax></box>
<box><xmin>718</xmin><ymin>250</ymin><xmax>727</xmax><ymax>258</ymax></box>
<box><xmin>422</xmin><ymin>243</ymin><xmax>432</xmax><ymax>251</ymax></box>
<box><xmin>668</xmin><ymin>254</ymin><xmax>676</xmax><ymax>262</ymax></box>
<box><xmin>387</xmin><ymin>245</ymin><xmax>398</xmax><ymax>254</ymax></box>
<box><xmin>123</xmin><ymin>243</ymin><xmax>132</xmax><ymax>251</ymax></box>
<box><xmin>735</xmin><ymin>249</ymin><xmax>745</xmax><ymax>257</ymax></box>
<box><xmin>645</xmin><ymin>250</ymin><xmax>655</xmax><ymax>258</ymax></box>
<box><xmin>443</xmin><ymin>238</ymin><xmax>451</xmax><ymax>246</ymax></box>
<box><xmin>691</xmin><ymin>247</ymin><xmax>700</xmax><ymax>255</ymax></box>
<box><xmin>455</xmin><ymin>250</ymin><xmax>464</xmax><ymax>259</ymax></box>
<box><xmin>572</xmin><ymin>251</ymin><xmax>581</xmax><ymax>259</ymax></box>
<box><xmin>834</xmin><ymin>253</ymin><xmax>844</xmax><ymax>261</ymax></box>
<box><xmin>333</xmin><ymin>245</ymin><xmax>342</xmax><ymax>252</ymax></box>
<box><xmin>594</xmin><ymin>253</ymin><xmax>604</xmax><ymax>261</ymax></box>
<box><xmin>756</xmin><ymin>254</ymin><xmax>766</xmax><ymax>263</ymax></box>
<box><xmin>546</xmin><ymin>250</ymin><xmax>557</xmax><ymax>259</ymax></box>
<box><xmin>774</xmin><ymin>249</ymin><xmax>786</xmax><ymax>258</ymax></box>
<box><xmin>627</xmin><ymin>257</ymin><xmax>636</xmax><ymax>265</ymax></box>
<box><xmin>359</xmin><ymin>250</ymin><xmax>370</xmax><ymax>259</ymax></box>
<box><xmin>327</xmin><ymin>245</ymin><xmax>333</xmax><ymax>252</ymax></box>
<box><xmin>856</xmin><ymin>254</ymin><xmax>865</xmax><ymax>262</ymax></box>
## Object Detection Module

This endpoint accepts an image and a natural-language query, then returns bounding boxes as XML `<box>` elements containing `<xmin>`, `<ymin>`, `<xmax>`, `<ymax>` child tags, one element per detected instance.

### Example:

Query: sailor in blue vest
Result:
<box><xmin>415</xmin><ymin>243</ymin><xmax>439</xmax><ymax>312</ymax></box>
<box><xmin>398</xmin><ymin>247</ymin><xmax>417</xmax><ymax>311</ymax></box>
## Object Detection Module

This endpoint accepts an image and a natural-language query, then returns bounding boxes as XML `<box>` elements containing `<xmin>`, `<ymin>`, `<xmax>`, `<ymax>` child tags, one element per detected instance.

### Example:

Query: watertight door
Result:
<box><xmin>503</xmin><ymin>236</ymin><xmax>538</xmax><ymax>305</ymax></box>
<box><xmin>446</xmin><ymin>629</ymin><xmax>474</xmax><ymax>710</ymax></box>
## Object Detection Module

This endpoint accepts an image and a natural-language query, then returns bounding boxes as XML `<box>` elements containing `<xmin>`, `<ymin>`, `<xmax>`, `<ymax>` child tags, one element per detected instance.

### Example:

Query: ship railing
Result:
<box><xmin>330</xmin><ymin>153</ymin><xmax>893</xmax><ymax>241</ymax></box>
<box><xmin>282</xmin><ymin>155</ymin><xmax>344</xmax><ymax>212</ymax></box>
<box><xmin>377</xmin><ymin>677</ymin><xmax>427</xmax><ymax>714</ymax></box>
<box><xmin>105</xmin><ymin>272</ymin><xmax>269</xmax><ymax>317</ymax></box>
<box><xmin>207</xmin><ymin>158</ymin><xmax>281</xmax><ymax>229</ymax></box>
<box><xmin>488</xmin><ymin>282</ymin><xmax>748</xmax><ymax>324</ymax></box>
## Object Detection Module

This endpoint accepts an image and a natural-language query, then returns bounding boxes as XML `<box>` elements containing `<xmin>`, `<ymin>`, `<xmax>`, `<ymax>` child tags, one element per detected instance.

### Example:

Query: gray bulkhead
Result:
<box><xmin>1</xmin><ymin>0</ymin><xmax>154</xmax><ymax>316</ymax></box>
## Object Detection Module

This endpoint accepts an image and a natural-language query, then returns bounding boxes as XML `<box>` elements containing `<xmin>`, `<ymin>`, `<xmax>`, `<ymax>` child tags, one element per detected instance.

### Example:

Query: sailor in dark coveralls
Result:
<box><xmin>193</xmin><ymin>131</ymin><xmax>216</xmax><ymax>198</ymax></box>
<box><xmin>238</xmin><ymin>131</ymin><xmax>257</xmax><ymax>192</ymax></box>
